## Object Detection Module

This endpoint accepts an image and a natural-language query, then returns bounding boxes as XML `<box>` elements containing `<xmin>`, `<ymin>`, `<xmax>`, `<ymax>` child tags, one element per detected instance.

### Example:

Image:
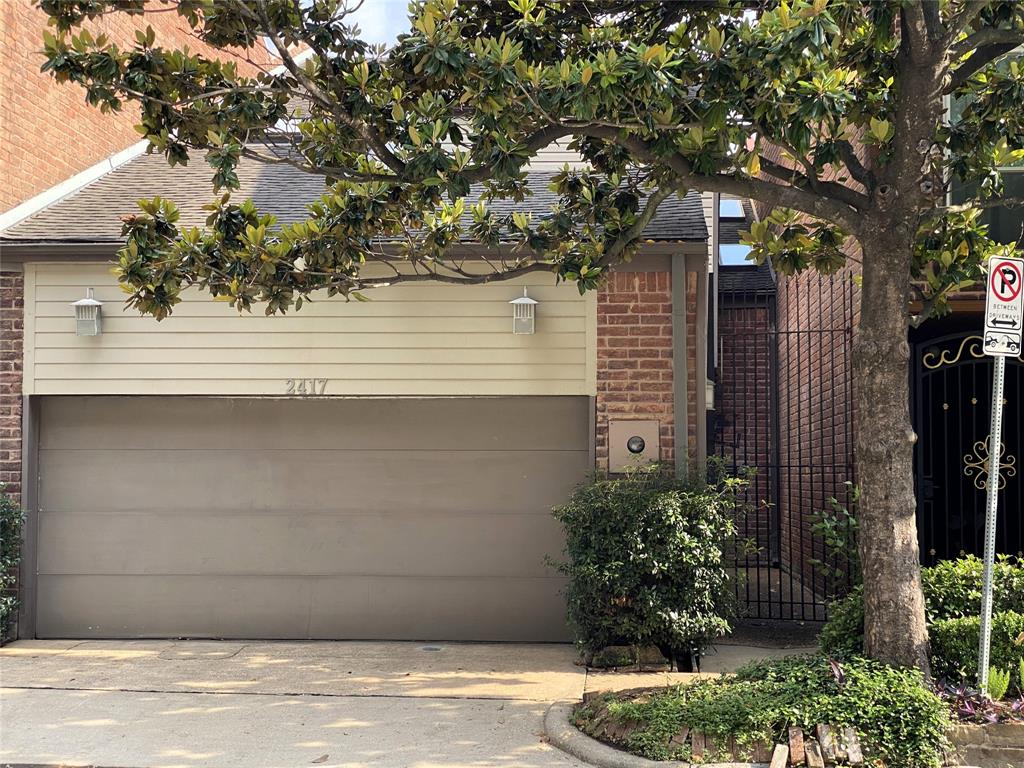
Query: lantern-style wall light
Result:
<box><xmin>510</xmin><ymin>287</ymin><xmax>538</xmax><ymax>335</ymax></box>
<box><xmin>72</xmin><ymin>288</ymin><xmax>103</xmax><ymax>336</ymax></box>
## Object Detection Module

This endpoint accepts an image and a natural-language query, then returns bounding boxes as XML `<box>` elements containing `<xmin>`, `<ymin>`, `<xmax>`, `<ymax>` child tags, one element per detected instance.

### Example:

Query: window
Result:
<box><xmin>720</xmin><ymin>244</ymin><xmax>752</xmax><ymax>266</ymax></box>
<box><xmin>719</xmin><ymin>198</ymin><xmax>745</xmax><ymax>219</ymax></box>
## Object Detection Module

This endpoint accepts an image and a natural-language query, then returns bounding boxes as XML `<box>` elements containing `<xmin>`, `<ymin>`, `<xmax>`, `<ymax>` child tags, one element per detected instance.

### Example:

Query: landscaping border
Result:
<box><xmin>543</xmin><ymin>702</ymin><xmax>767</xmax><ymax>768</ymax></box>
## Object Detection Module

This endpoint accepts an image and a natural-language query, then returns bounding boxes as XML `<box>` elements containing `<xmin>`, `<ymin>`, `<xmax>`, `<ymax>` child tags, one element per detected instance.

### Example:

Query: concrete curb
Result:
<box><xmin>543</xmin><ymin>701</ymin><xmax>766</xmax><ymax>768</ymax></box>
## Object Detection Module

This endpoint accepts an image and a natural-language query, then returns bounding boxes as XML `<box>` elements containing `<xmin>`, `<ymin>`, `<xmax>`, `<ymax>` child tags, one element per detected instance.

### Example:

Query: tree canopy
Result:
<box><xmin>39</xmin><ymin>0</ymin><xmax>1024</xmax><ymax>316</ymax></box>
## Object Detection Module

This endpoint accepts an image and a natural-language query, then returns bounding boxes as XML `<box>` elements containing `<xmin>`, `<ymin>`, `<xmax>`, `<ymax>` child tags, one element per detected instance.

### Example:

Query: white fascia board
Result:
<box><xmin>0</xmin><ymin>140</ymin><xmax>148</xmax><ymax>232</ymax></box>
<box><xmin>0</xmin><ymin>47</ymin><xmax>312</xmax><ymax>233</ymax></box>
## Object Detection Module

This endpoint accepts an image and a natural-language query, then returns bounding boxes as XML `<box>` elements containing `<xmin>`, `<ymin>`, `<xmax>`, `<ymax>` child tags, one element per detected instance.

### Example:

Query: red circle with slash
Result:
<box><xmin>991</xmin><ymin>260</ymin><xmax>1023</xmax><ymax>302</ymax></box>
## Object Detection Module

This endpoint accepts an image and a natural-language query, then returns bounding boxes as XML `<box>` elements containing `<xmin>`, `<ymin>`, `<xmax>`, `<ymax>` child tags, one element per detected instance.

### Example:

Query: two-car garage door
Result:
<box><xmin>34</xmin><ymin>396</ymin><xmax>589</xmax><ymax>640</ymax></box>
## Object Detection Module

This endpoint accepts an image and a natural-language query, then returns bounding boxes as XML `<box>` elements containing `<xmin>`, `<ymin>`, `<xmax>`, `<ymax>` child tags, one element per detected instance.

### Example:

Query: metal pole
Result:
<box><xmin>978</xmin><ymin>354</ymin><xmax>1007</xmax><ymax>691</ymax></box>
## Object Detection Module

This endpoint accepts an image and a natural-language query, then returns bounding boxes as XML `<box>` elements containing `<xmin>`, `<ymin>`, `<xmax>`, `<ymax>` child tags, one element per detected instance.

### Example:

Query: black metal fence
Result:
<box><xmin>714</xmin><ymin>272</ymin><xmax>858</xmax><ymax>621</ymax></box>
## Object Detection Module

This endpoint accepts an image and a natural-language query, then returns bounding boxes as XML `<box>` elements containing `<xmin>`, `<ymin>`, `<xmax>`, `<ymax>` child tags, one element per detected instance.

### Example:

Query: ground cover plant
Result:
<box><xmin>572</xmin><ymin>655</ymin><xmax>950</xmax><ymax>767</ymax></box>
<box><xmin>551</xmin><ymin>468</ymin><xmax>739</xmax><ymax>669</ymax></box>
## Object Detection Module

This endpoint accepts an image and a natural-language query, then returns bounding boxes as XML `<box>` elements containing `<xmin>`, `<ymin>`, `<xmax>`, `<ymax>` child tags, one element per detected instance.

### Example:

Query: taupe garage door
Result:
<box><xmin>35</xmin><ymin>396</ymin><xmax>589</xmax><ymax>640</ymax></box>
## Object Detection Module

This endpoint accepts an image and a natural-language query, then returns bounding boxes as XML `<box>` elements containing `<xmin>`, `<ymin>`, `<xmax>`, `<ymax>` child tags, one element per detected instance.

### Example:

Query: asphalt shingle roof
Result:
<box><xmin>1</xmin><ymin>150</ymin><xmax>707</xmax><ymax>245</ymax></box>
<box><xmin>718</xmin><ymin>263</ymin><xmax>776</xmax><ymax>293</ymax></box>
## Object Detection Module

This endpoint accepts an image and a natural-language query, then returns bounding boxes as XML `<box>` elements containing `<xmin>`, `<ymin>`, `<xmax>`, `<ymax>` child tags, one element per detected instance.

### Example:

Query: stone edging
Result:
<box><xmin>543</xmin><ymin>702</ymin><xmax>766</xmax><ymax>768</ymax></box>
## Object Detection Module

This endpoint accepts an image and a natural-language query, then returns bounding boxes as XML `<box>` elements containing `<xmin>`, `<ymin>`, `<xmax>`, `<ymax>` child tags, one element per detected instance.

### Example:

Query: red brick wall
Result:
<box><xmin>0</xmin><ymin>0</ymin><xmax>277</xmax><ymax>212</ymax></box>
<box><xmin>595</xmin><ymin>269</ymin><xmax>698</xmax><ymax>473</ymax></box>
<box><xmin>776</xmin><ymin>268</ymin><xmax>859</xmax><ymax>604</ymax></box>
<box><xmin>716</xmin><ymin>299</ymin><xmax>775</xmax><ymax>558</ymax></box>
<box><xmin>0</xmin><ymin>272</ymin><xmax>24</xmax><ymax>505</ymax></box>
<box><xmin>754</xmin><ymin>142</ymin><xmax>863</xmax><ymax>610</ymax></box>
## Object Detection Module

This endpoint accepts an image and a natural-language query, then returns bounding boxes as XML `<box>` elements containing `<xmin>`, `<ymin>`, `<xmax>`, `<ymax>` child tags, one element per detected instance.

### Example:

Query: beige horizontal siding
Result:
<box><xmin>24</xmin><ymin>262</ymin><xmax>597</xmax><ymax>396</ymax></box>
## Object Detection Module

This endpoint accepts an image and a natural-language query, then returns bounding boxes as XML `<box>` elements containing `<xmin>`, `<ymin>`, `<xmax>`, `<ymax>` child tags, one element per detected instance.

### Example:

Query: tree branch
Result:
<box><xmin>348</xmin><ymin>259</ymin><xmax>555</xmax><ymax>290</ymax></box>
<box><xmin>943</xmin><ymin>0</ymin><xmax>991</xmax><ymax>47</ymax></box>
<box><xmin>922</xmin><ymin>1</ymin><xmax>944</xmax><ymax>44</ymax></box>
<box><xmin>900</xmin><ymin>3</ymin><xmax>934</xmax><ymax>60</ymax></box>
<box><xmin>252</xmin><ymin>0</ymin><xmax>409</xmax><ymax>176</ymax></box>
<box><xmin>947</xmin><ymin>38</ymin><xmax>1024</xmax><ymax>92</ymax></box>
<box><xmin>603</xmin><ymin>184</ymin><xmax>677</xmax><ymax>263</ymax></box>
<box><xmin>632</xmin><ymin>138</ymin><xmax>861</xmax><ymax>231</ymax></box>
<box><xmin>757</xmin><ymin>152</ymin><xmax>869</xmax><ymax>213</ymax></box>
<box><xmin>950</xmin><ymin>26</ymin><xmax>1024</xmax><ymax>58</ymax></box>
<box><xmin>836</xmin><ymin>139</ymin><xmax>874</xmax><ymax>190</ymax></box>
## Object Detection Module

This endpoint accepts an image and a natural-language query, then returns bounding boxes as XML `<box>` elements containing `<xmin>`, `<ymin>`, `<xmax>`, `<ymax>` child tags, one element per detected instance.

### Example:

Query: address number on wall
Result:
<box><xmin>285</xmin><ymin>378</ymin><xmax>329</xmax><ymax>396</ymax></box>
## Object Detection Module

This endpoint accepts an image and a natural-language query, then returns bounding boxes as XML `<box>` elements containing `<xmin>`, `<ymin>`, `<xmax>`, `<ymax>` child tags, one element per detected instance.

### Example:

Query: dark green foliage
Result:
<box><xmin>551</xmin><ymin>468</ymin><xmax>737</xmax><ymax>659</ymax></box>
<box><xmin>821</xmin><ymin>555</ymin><xmax>1024</xmax><ymax>685</ymax></box>
<box><xmin>579</xmin><ymin>655</ymin><xmax>950</xmax><ymax>767</ymax></box>
<box><xmin>819</xmin><ymin>584</ymin><xmax>866</xmax><ymax>658</ymax></box>
<box><xmin>930</xmin><ymin>611</ymin><xmax>1024</xmax><ymax>690</ymax></box>
<box><xmin>0</xmin><ymin>485</ymin><xmax>25</xmax><ymax>641</ymax></box>
<box><xmin>922</xmin><ymin>554</ymin><xmax>1024</xmax><ymax>622</ymax></box>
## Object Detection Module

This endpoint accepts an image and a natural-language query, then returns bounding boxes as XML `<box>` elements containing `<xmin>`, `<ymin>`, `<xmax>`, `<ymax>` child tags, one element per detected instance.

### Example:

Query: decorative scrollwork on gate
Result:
<box><xmin>963</xmin><ymin>436</ymin><xmax>1017</xmax><ymax>490</ymax></box>
<box><xmin>923</xmin><ymin>336</ymin><xmax>984</xmax><ymax>369</ymax></box>
<box><xmin>923</xmin><ymin>335</ymin><xmax>1024</xmax><ymax>370</ymax></box>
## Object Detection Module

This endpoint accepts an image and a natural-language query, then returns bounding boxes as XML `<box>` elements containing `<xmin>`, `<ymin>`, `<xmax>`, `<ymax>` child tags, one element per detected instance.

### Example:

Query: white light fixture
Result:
<box><xmin>510</xmin><ymin>287</ymin><xmax>538</xmax><ymax>335</ymax></box>
<box><xmin>72</xmin><ymin>288</ymin><xmax>103</xmax><ymax>336</ymax></box>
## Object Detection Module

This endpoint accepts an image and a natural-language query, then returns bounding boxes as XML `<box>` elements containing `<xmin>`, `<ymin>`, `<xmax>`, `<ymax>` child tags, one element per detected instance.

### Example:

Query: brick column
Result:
<box><xmin>595</xmin><ymin>270</ymin><xmax>677</xmax><ymax>472</ymax></box>
<box><xmin>0</xmin><ymin>270</ymin><xmax>23</xmax><ymax>503</ymax></box>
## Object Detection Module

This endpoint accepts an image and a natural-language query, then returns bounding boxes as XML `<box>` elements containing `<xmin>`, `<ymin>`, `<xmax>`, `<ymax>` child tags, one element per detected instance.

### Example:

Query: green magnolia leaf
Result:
<box><xmin>869</xmin><ymin>117</ymin><xmax>891</xmax><ymax>143</ymax></box>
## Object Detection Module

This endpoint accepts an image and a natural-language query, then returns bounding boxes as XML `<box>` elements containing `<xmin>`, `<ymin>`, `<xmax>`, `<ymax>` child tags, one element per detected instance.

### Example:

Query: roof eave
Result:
<box><xmin>0</xmin><ymin>238</ymin><xmax>706</xmax><ymax>261</ymax></box>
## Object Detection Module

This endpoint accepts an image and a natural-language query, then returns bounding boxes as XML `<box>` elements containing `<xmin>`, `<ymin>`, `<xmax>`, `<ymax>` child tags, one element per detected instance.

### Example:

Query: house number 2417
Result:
<box><xmin>285</xmin><ymin>378</ymin><xmax>328</xmax><ymax>396</ymax></box>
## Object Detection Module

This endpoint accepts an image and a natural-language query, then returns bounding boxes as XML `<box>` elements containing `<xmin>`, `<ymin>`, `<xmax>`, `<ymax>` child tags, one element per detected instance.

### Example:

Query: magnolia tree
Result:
<box><xmin>40</xmin><ymin>0</ymin><xmax>1024</xmax><ymax>673</ymax></box>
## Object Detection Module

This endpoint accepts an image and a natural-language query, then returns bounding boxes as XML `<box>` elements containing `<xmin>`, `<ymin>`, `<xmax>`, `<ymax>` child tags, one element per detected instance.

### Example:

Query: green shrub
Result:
<box><xmin>819</xmin><ymin>586</ymin><xmax>865</xmax><ymax>658</ymax></box>
<box><xmin>0</xmin><ymin>485</ymin><xmax>25</xmax><ymax>641</ymax></box>
<box><xmin>929</xmin><ymin>611</ymin><xmax>1024</xmax><ymax>688</ymax></box>
<box><xmin>586</xmin><ymin>655</ymin><xmax>950</xmax><ymax>768</ymax></box>
<box><xmin>551</xmin><ymin>467</ymin><xmax>737</xmax><ymax>660</ymax></box>
<box><xmin>923</xmin><ymin>555</ymin><xmax>1024</xmax><ymax>622</ymax></box>
<box><xmin>820</xmin><ymin>554</ymin><xmax>1024</xmax><ymax>671</ymax></box>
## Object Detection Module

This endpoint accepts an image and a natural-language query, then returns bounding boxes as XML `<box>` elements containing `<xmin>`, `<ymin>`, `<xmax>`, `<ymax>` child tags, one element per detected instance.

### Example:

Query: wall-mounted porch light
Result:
<box><xmin>72</xmin><ymin>288</ymin><xmax>103</xmax><ymax>336</ymax></box>
<box><xmin>510</xmin><ymin>287</ymin><xmax>538</xmax><ymax>335</ymax></box>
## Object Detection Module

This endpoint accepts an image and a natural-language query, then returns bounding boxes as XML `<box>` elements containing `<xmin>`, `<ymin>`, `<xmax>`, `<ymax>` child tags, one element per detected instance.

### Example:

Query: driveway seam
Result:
<box><xmin>2</xmin><ymin>684</ymin><xmax>556</xmax><ymax>704</ymax></box>
<box><xmin>161</xmin><ymin>641</ymin><xmax>250</xmax><ymax>661</ymax></box>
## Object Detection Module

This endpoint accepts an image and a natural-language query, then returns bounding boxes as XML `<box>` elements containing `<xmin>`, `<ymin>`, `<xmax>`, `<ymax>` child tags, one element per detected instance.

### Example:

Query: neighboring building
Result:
<box><xmin>0</xmin><ymin>0</ymin><xmax>277</xmax><ymax>215</ymax></box>
<box><xmin>711</xmin><ymin>196</ymin><xmax>857</xmax><ymax>621</ymax></box>
<box><xmin>0</xmin><ymin>151</ymin><xmax>710</xmax><ymax>641</ymax></box>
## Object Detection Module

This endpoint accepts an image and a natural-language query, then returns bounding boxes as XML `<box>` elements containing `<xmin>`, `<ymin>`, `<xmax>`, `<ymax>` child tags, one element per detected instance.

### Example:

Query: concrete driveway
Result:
<box><xmin>0</xmin><ymin>639</ymin><xmax>811</xmax><ymax>768</ymax></box>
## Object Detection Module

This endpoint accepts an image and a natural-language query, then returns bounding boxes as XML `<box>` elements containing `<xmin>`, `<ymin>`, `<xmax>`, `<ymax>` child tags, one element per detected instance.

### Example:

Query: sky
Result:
<box><xmin>347</xmin><ymin>0</ymin><xmax>411</xmax><ymax>46</ymax></box>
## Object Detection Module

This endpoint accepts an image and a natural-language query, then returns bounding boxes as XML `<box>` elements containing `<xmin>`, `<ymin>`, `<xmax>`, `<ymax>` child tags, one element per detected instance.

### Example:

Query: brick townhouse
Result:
<box><xmin>0</xmin><ymin>132</ymin><xmax>713</xmax><ymax>640</ymax></box>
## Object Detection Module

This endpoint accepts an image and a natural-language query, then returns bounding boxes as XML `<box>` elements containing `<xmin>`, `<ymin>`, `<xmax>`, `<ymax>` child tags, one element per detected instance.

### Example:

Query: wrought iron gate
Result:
<box><xmin>714</xmin><ymin>272</ymin><xmax>857</xmax><ymax>621</ymax></box>
<box><xmin>914</xmin><ymin>331</ymin><xmax>1024</xmax><ymax>564</ymax></box>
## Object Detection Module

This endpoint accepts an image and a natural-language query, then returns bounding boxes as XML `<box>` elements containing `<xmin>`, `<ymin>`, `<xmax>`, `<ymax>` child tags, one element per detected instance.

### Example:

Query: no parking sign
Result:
<box><xmin>984</xmin><ymin>255</ymin><xmax>1024</xmax><ymax>356</ymax></box>
<box><xmin>978</xmin><ymin>253</ymin><xmax>1024</xmax><ymax>692</ymax></box>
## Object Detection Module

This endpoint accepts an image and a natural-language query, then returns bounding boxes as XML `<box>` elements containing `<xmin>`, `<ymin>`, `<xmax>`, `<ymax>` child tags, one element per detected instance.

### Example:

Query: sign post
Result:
<box><xmin>978</xmin><ymin>254</ymin><xmax>1024</xmax><ymax>691</ymax></box>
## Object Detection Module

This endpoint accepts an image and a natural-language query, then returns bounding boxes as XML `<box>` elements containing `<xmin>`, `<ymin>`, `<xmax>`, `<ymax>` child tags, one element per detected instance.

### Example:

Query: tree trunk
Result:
<box><xmin>853</xmin><ymin>229</ymin><xmax>931</xmax><ymax>675</ymax></box>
